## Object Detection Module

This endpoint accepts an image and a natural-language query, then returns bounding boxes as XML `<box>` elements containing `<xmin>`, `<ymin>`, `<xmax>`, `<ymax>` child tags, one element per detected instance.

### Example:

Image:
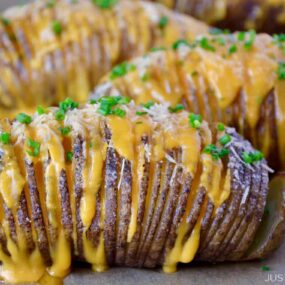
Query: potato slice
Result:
<box><xmin>244</xmin><ymin>173</ymin><xmax>285</xmax><ymax>260</ymax></box>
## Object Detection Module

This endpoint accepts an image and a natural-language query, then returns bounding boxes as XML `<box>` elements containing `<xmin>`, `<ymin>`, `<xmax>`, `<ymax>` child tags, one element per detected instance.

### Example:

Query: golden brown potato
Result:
<box><xmin>0</xmin><ymin>0</ymin><xmax>207</xmax><ymax>118</ymax></box>
<box><xmin>0</xmin><ymin>97</ymin><xmax>274</xmax><ymax>283</ymax></box>
<box><xmin>93</xmin><ymin>32</ymin><xmax>285</xmax><ymax>171</ymax></box>
<box><xmin>149</xmin><ymin>0</ymin><xmax>285</xmax><ymax>33</ymax></box>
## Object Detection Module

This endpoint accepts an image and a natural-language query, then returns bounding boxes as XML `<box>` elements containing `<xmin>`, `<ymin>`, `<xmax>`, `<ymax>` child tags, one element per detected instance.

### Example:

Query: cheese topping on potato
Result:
<box><xmin>0</xmin><ymin>98</ymin><xmax>269</xmax><ymax>283</ymax></box>
<box><xmin>93</xmin><ymin>32</ymin><xmax>285</xmax><ymax>169</ymax></box>
<box><xmin>0</xmin><ymin>0</ymin><xmax>207</xmax><ymax>119</ymax></box>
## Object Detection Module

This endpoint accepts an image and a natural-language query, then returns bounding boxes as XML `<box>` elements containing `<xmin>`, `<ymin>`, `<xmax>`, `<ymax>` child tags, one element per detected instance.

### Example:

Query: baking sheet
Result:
<box><xmin>63</xmin><ymin>244</ymin><xmax>285</xmax><ymax>285</ymax></box>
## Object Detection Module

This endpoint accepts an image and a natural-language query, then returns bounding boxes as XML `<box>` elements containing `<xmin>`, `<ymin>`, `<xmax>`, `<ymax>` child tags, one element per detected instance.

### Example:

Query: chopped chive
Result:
<box><xmin>204</xmin><ymin>144</ymin><xmax>229</xmax><ymax>161</ymax></box>
<box><xmin>96</xmin><ymin>96</ymin><xmax>130</xmax><ymax>116</ymax></box>
<box><xmin>110</xmin><ymin>62</ymin><xmax>136</xmax><ymax>80</ymax></box>
<box><xmin>228</xmin><ymin>44</ymin><xmax>237</xmax><ymax>54</ymax></box>
<box><xmin>51</xmin><ymin>20</ymin><xmax>62</xmax><ymax>36</ymax></box>
<box><xmin>27</xmin><ymin>139</ymin><xmax>41</xmax><ymax>157</ymax></box>
<box><xmin>90</xmin><ymin>99</ymin><xmax>97</xmax><ymax>104</ymax></box>
<box><xmin>158</xmin><ymin>16</ymin><xmax>169</xmax><ymax>29</ymax></box>
<box><xmin>219</xmin><ymin>134</ymin><xmax>231</xmax><ymax>146</ymax></box>
<box><xmin>111</xmin><ymin>108</ymin><xmax>126</xmax><ymax>117</ymax></box>
<box><xmin>261</xmin><ymin>266</ymin><xmax>270</xmax><ymax>272</ymax></box>
<box><xmin>1</xmin><ymin>17</ymin><xmax>11</xmax><ymax>26</ymax></box>
<box><xmin>59</xmin><ymin>98</ymin><xmax>79</xmax><ymax>113</ymax></box>
<box><xmin>237</xmin><ymin>31</ymin><xmax>246</xmax><ymax>41</ymax></box>
<box><xmin>142</xmin><ymin>101</ymin><xmax>154</xmax><ymax>109</ymax></box>
<box><xmin>199</xmin><ymin>37</ymin><xmax>216</xmax><ymax>52</ymax></box>
<box><xmin>136</xmin><ymin>111</ymin><xmax>147</xmax><ymax>116</ymax></box>
<box><xmin>0</xmin><ymin>132</ymin><xmax>10</xmax><ymax>145</ymax></box>
<box><xmin>217</xmin><ymin>123</ymin><xmax>225</xmax><ymax>132</ymax></box>
<box><xmin>244</xmin><ymin>30</ymin><xmax>256</xmax><ymax>50</ymax></box>
<box><xmin>191</xmin><ymin>70</ymin><xmax>199</xmax><ymax>77</ymax></box>
<box><xmin>37</xmin><ymin>105</ymin><xmax>47</xmax><ymax>115</ymax></box>
<box><xmin>59</xmin><ymin>126</ymin><xmax>71</xmax><ymax>136</ymax></box>
<box><xmin>277</xmin><ymin>62</ymin><xmax>285</xmax><ymax>80</ymax></box>
<box><xmin>55</xmin><ymin>109</ymin><xmax>65</xmax><ymax>121</ymax></box>
<box><xmin>172</xmin><ymin>39</ymin><xmax>190</xmax><ymax>50</ymax></box>
<box><xmin>92</xmin><ymin>0</ymin><xmax>117</xmax><ymax>9</ymax></box>
<box><xmin>168</xmin><ymin>104</ymin><xmax>184</xmax><ymax>113</ymax></box>
<box><xmin>66</xmin><ymin>151</ymin><xmax>73</xmax><ymax>162</ymax></box>
<box><xmin>116</xmin><ymin>96</ymin><xmax>131</xmax><ymax>105</ymax></box>
<box><xmin>189</xmin><ymin>113</ymin><xmax>202</xmax><ymax>129</ymax></box>
<box><xmin>16</xmin><ymin>113</ymin><xmax>32</xmax><ymax>125</ymax></box>
<box><xmin>135</xmin><ymin>121</ymin><xmax>143</xmax><ymax>125</ymax></box>
<box><xmin>242</xmin><ymin>150</ymin><xmax>264</xmax><ymax>164</ymax></box>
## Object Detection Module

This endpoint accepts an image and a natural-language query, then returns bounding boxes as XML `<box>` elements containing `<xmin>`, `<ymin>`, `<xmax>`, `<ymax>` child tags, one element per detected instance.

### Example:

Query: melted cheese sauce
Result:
<box><xmin>0</xmin><ymin>0</ymin><xmax>207</xmax><ymax>119</ymax></box>
<box><xmin>0</xmin><ymin>103</ymin><xmax>237</xmax><ymax>283</ymax></box>
<box><xmin>97</xmin><ymin>33</ymin><xmax>285</xmax><ymax>169</ymax></box>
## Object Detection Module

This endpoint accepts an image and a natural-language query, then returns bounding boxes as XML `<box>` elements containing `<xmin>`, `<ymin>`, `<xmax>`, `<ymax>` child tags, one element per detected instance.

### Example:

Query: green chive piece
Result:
<box><xmin>59</xmin><ymin>126</ymin><xmax>71</xmax><ymax>136</ymax></box>
<box><xmin>92</xmin><ymin>0</ymin><xmax>117</xmax><ymax>9</ymax></box>
<box><xmin>189</xmin><ymin>113</ymin><xmax>202</xmax><ymax>129</ymax></box>
<box><xmin>168</xmin><ymin>104</ymin><xmax>184</xmax><ymax>113</ymax></box>
<box><xmin>244</xmin><ymin>30</ymin><xmax>256</xmax><ymax>50</ymax></box>
<box><xmin>96</xmin><ymin>96</ymin><xmax>130</xmax><ymax>116</ymax></box>
<box><xmin>228</xmin><ymin>44</ymin><xmax>237</xmax><ymax>54</ymax></box>
<box><xmin>90</xmin><ymin>99</ymin><xmax>97</xmax><ymax>104</ymax></box>
<box><xmin>116</xmin><ymin>96</ymin><xmax>131</xmax><ymax>105</ymax></box>
<box><xmin>204</xmin><ymin>144</ymin><xmax>229</xmax><ymax>161</ymax></box>
<box><xmin>191</xmin><ymin>70</ymin><xmax>198</xmax><ymax>77</ymax></box>
<box><xmin>1</xmin><ymin>17</ymin><xmax>11</xmax><ymax>26</ymax></box>
<box><xmin>261</xmin><ymin>266</ymin><xmax>270</xmax><ymax>272</ymax></box>
<box><xmin>66</xmin><ymin>151</ymin><xmax>73</xmax><ymax>162</ymax></box>
<box><xmin>172</xmin><ymin>39</ymin><xmax>190</xmax><ymax>50</ymax></box>
<box><xmin>55</xmin><ymin>109</ymin><xmax>65</xmax><ymax>121</ymax></box>
<box><xmin>237</xmin><ymin>31</ymin><xmax>246</xmax><ymax>41</ymax></box>
<box><xmin>136</xmin><ymin>111</ymin><xmax>147</xmax><ymax>116</ymax></box>
<box><xmin>142</xmin><ymin>101</ymin><xmax>154</xmax><ymax>109</ymax></box>
<box><xmin>111</xmin><ymin>108</ymin><xmax>126</xmax><ymax>117</ymax></box>
<box><xmin>51</xmin><ymin>20</ymin><xmax>62</xmax><ymax>36</ymax></box>
<box><xmin>242</xmin><ymin>150</ymin><xmax>264</xmax><ymax>164</ymax></box>
<box><xmin>277</xmin><ymin>62</ymin><xmax>285</xmax><ymax>80</ymax></box>
<box><xmin>110</xmin><ymin>62</ymin><xmax>136</xmax><ymax>80</ymax></box>
<box><xmin>199</xmin><ymin>37</ymin><xmax>216</xmax><ymax>52</ymax></box>
<box><xmin>217</xmin><ymin>123</ymin><xmax>225</xmax><ymax>132</ymax></box>
<box><xmin>27</xmin><ymin>139</ymin><xmax>41</xmax><ymax>157</ymax></box>
<box><xmin>158</xmin><ymin>16</ymin><xmax>169</xmax><ymax>29</ymax></box>
<box><xmin>219</xmin><ymin>134</ymin><xmax>231</xmax><ymax>146</ymax></box>
<box><xmin>59</xmin><ymin>98</ymin><xmax>79</xmax><ymax>113</ymax></box>
<box><xmin>37</xmin><ymin>105</ymin><xmax>47</xmax><ymax>115</ymax></box>
<box><xmin>0</xmin><ymin>132</ymin><xmax>10</xmax><ymax>145</ymax></box>
<box><xmin>16</xmin><ymin>113</ymin><xmax>32</xmax><ymax>125</ymax></box>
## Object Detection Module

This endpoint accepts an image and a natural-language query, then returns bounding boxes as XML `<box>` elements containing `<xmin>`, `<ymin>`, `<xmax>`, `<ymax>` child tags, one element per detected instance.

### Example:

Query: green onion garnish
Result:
<box><xmin>0</xmin><ymin>132</ymin><xmax>10</xmax><ymax>145</ymax></box>
<box><xmin>16</xmin><ymin>113</ymin><xmax>32</xmax><ymax>125</ymax></box>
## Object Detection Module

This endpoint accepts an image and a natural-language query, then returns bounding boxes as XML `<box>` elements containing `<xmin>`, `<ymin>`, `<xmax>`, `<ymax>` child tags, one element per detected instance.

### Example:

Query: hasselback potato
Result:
<box><xmin>93</xmin><ymin>31</ymin><xmax>285</xmax><ymax>171</ymax></box>
<box><xmin>0</xmin><ymin>0</ymin><xmax>207</xmax><ymax>118</ymax></box>
<box><xmin>0</xmin><ymin>97</ymin><xmax>281</xmax><ymax>283</ymax></box>
<box><xmin>149</xmin><ymin>0</ymin><xmax>285</xmax><ymax>33</ymax></box>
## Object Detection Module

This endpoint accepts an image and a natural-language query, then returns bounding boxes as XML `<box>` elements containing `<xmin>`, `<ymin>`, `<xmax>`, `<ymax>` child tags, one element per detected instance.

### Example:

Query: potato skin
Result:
<box><xmin>94</xmin><ymin>34</ymin><xmax>285</xmax><ymax>171</ymax></box>
<box><xmin>0</xmin><ymin>103</ymin><xmax>275</xmax><ymax>283</ymax></box>
<box><xmin>150</xmin><ymin>0</ymin><xmax>285</xmax><ymax>33</ymax></box>
<box><xmin>0</xmin><ymin>0</ymin><xmax>207</xmax><ymax>119</ymax></box>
